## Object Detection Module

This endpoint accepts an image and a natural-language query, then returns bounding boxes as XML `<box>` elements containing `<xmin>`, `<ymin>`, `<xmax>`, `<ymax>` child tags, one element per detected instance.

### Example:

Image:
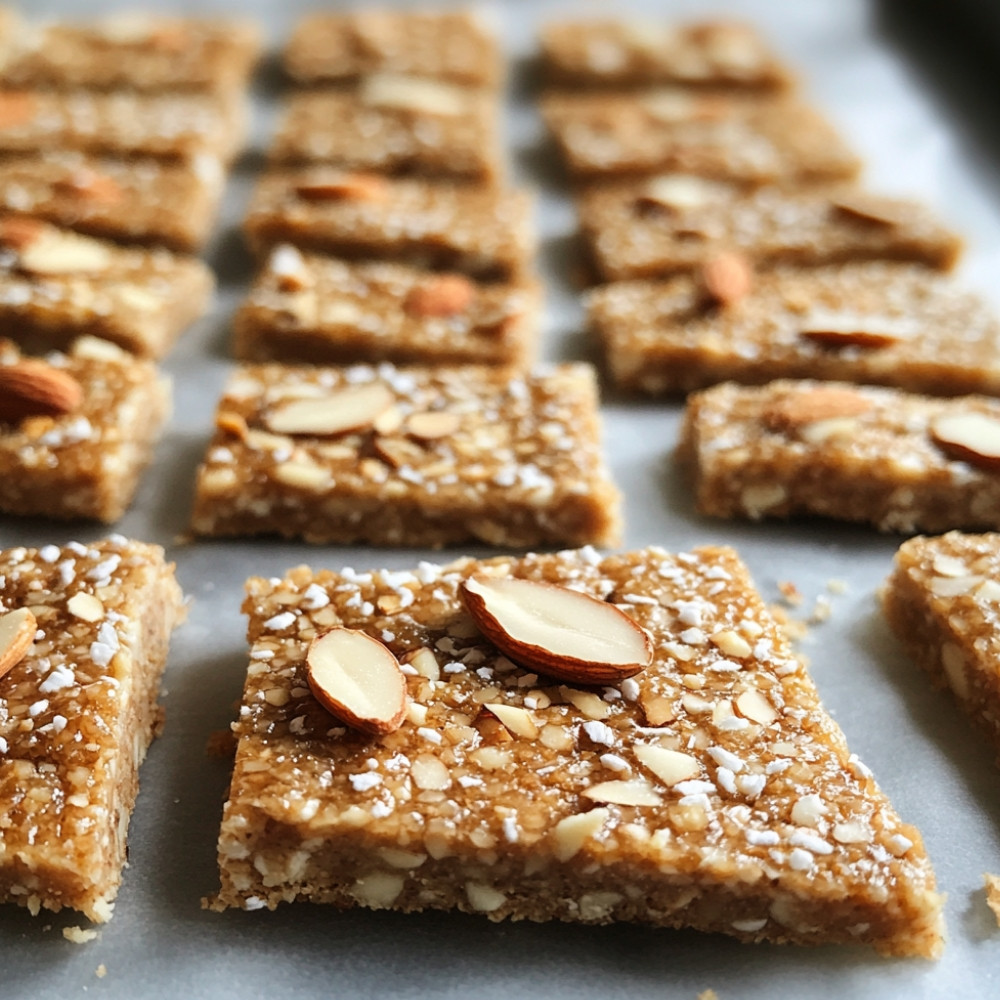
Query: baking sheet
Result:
<box><xmin>3</xmin><ymin>0</ymin><xmax>1000</xmax><ymax>996</ymax></box>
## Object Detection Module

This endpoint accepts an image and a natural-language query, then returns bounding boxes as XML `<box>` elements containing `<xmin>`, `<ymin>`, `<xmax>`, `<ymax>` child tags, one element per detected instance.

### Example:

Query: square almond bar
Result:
<box><xmin>541</xmin><ymin>91</ymin><xmax>859</xmax><ymax>184</ymax></box>
<box><xmin>190</xmin><ymin>361</ymin><xmax>621</xmax><ymax>548</ymax></box>
<box><xmin>244</xmin><ymin>171</ymin><xmax>534</xmax><ymax>282</ymax></box>
<box><xmin>0</xmin><ymin>338</ymin><xmax>170</xmax><ymax>522</ymax></box>
<box><xmin>589</xmin><ymin>263</ymin><xmax>1000</xmax><ymax>396</ymax></box>
<box><xmin>213</xmin><ymin>544</ymin><xmax>943</xmax><ymax>958</ymax></box>
<box><xmin>0</xmin><ymin>536</ymin><xmax>184</xmax><ymax>921</ymax></box>
<box><xmin>232</xmin><ymin>247</ymin><xmax>538</xmax><ymax>368</ymax></box>
<box><xmin>0</xmin><ymin>217</ymin><xmax>214</xmax><ymax>359</ymax></box>
<box><xmin>541</xmin><ymin>20</ymin><xmax>794</xmax><ymax>90</ymax></box>
<box><xmin>882</xmin><ymin>531</ymin><xmax>1000</xmax><ymax>765</ymax></box>
<box><xmin>678</xmin><ymin>379</ymin><xmax>1000</xmax><ymax>533</ymax></box>
<box><xmin>0</xmin><ymin>12</ymin><xmax>261</xmax><ymax>95</ymax></box>
<box><xmin>0</xmin><ymin>90</ymin><xmax>248</xmax><ymax>165</ymax></box>
<box><xmin>283</xmin><ymin>10</ymin><xmax>501</xmax><ymax>89</ymax></box>
<box><xmin>579</xmin><ymin>179</ymin><xmax>963</xmax><ymax>282</ymax></box>
<box><xmin>0</xmin><ymin>152</ymin><xmax>225</xmax><ymax>253</ymax></box>
<box><xmin>268</xmin><ymin>82</ymin><xmax>501</xmax><ymax>183</ymax></box>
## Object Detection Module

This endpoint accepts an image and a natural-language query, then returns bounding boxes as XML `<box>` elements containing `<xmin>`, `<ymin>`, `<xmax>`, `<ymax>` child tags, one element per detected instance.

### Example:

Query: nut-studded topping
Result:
<box><xmin>762</xmin><ymin>386</ymin><xmax>873</xmax><ymax>436</ymax></box>
<box><xmin>404</xmin><ymin>411</ymin><xmax>461</xmax><ymax>440</ymax></box>
<box><xmin>460</xmin><ymin>575</ymin><xmax>653</xmax><ymax>684</ymax></box>
<box><xmin>637</xmin><ymin>174</ymin><xmax>723</xmax><ymax>212</ymax></box>
<box><xmin>830</xmin><ymin>193</ymin><xmax>908</xmax><ymax>228</ymax></box>
<box><xmin>294</xmin><ymin>172</ymin><xmax>388</xmax><ymax>203</ymax></box>
<box><xmin>305</xmin><ymin>628</ymin><xmax>408</xmax><ymax>737</ymax></box>
<box><xmin>0</xmin><ymin>607</ymin><xmax>36</xmax><ymax>682</ymax></box>
<box><xmin>700</xmin><ymin>252</ymin><xmax>752</xmax><ymax>308</ymax></box>
<box><xmin>404</xmin><ymin>274</ymin><xmax>477</xmax><ymax>317</ymax></box>
<box><xmin>359</xmin><ymin>73</ymin><xmax>470</xmax><ymax>117</ymax></box>
<box><xmin>17</xmin><ymin>229</ymin><xmax>112</xmax><ymax>276</ymax></box>
<box><xmin>0</xmin><ymin>360</ymin><xmax>84</xmax><ymax>424</ymax></box>
<box><xmin>263</xmin><ymin>382</ymin><xmax>394</xmax><ymax>437</ymax></box>
<box><xmin>929</xmin><ymin>412</ymin><xmax>1000</xmax><ymax>472</ymax></box>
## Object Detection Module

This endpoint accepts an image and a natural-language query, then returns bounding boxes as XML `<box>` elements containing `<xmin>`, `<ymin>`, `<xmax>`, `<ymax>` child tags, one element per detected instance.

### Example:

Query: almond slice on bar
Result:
<box><xmin>404</xmin><ymin>274</ymin><xmax>476</xmax><ymax>317</ymax></box>
<box><xmin>700</xmin><ymin>251</ymin><xmax>752</xmax><ymax>308</ymax></box>
<box><xmin>929</xmin><ymin>412</ymin><xmax>1000</xmax><ymax>472</ymax></box>
<box><xmin>830</xmin><ymin>193</ymin><xmax>908</xmax><ymax>228</ymax></box>
<box><xmin>0</xmin><ymin>360</ymin><xmax>84</xmax><ymax>424</ymax></box>
<box><xmin>799</xmin><ymin>313</ymin><xmax>914</xmax><ymax>350</ymax></box>
<box><xmin>18</xmin><ymin>230</ymin><xmax>112</xmax><ymax>276</ymax></box>
<box><xmin>0</xmin><ymin>607</ymin><xmax>37</xmax><ymax>681</ymax></box>
<box><xmin>263</xmin><ymin>382</ymin><xmax>394</xmax><ymax>437</ymax></box>
<box><xmin>404</xmin><ymin>411</ymin><xmax>460</xmax><ymax>441</ymax></box>
<box><xmin>306</xmin><ymin>628</ymin><xmax>408</xmax><ymax>737</ymax></box>
<box><xmin>634</xmin><ymin>744</ymin><xmax>701</xmax><ymax>787</ymax></box>
<box><xmin>359</xmin><ymin>73</ymin><xmax>469</xmax><ymax>117</ymax></box>
<box><xmin>762</xmin><ymin>386</ymin><xmax>873</xmax><ymax>436</ymax></box>
<box><xmin>460</xmin><ymin>575</ymin><xmax>653</xmax><ymax>685</ymax></box>
<box><xmin>295</xmin><ymin>173</ymin><xmax>388</xmax><ymax>203</ymax></box>
<box><xmin>637</xmin><ymin>174</ymin><xmax>726</xmax><ymax>213</ymax></box>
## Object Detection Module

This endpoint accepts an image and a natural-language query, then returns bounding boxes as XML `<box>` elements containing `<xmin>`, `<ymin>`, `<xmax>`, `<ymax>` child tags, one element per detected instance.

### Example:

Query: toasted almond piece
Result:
<box><xmin>66</xmin><ymin>592</ymin><xmax>105</xmax><ymax>623</ymax></box>
<box><xmin>735</xmin><ymin>688</ymin><xmax>778</xmax><ymax>725</ymax></box>
<box><xmin>402</xmin><ymin>647</ymin><xmax>440</xmax><ymax>681</ymax></box>
<box><xmin>483</xmin><ymin>702</ymin><xmax>538</xmax><ymax>739</ymax></box>
<box><xmin>639</xmin><ymin>691</ymin><xmax>676</xmax><ymax>726</ymax></box>
<box><xmin>0</xmin><ymin>607</ymin><xmax>36</xmax><ymax>681</ymax></box>
<box><xmin>700</xmin><ymin>252</ymin><xmax>752</xmax><ymax>308</ymax></box>
<box><xmin>551</xmin><ymin>807</ymin><xmax>609</xmax><ymax>861</ymax></box>
<box><xmin>360</xmin><ymin>73</ymin><xmax>469</xmax><ymax>117</ymax></box>
<box><xmin>0</xmin><ymin>360</ymin><xmax>84</xmax><ymax>424</ymax></box>
<box><xmin>582</xmin><ymin>779</ymin><xmax>662</xmax><ymax>807</ymax></box>
<box><xmin>216</xmin><ymin>410</ymin><xmax>249</xmax><ymax>440</ymax></box>
<box><xmin>930</xmin><ymin>412</ymin><xmax>1000</xmax><ymax>472</ymax></box>
<box><xmin>71</xmin><ymin>334</ymin><xmax>129</xmax><ymax>362</ymax></box>
<box><xmin>53</xmin><ymin>169</ymin><xmax>122</xmax><ymax>204</ymax></box>
<box><xmin>634</xmin><ymin>744</ymin><xmax>701</xmax><ymax>786</ymax></box>
<box><xmin>0</xmin><ymin>216</ymin><xmax>45</xmax><ymax>250</ymax></box>
<box><xmin>799</xmin><ymin>312</ymin><xmax>915</xmax><ymax>349</ymax></box>
<box><xmin>373</xmin><ymin>434</ymin><xmax>425</xmax><ymax>469</ymax></box>
<box><xmin>460</xmin><ymin>575</ymin><xmax>653</xmax><ymax>685</ymax></box>
<box><xmin>269</xmin><ymin>244</ymin><xmax>313</xmax><ymax>292</ymax></box>
<box><xmin>372</xmin><ymin>405</ymin><xmax>404</xmax><ymax>436</ymax></box>
<box><xmin>295</xmin><ymin>172</ymin><xmax>388</xmax><ymax>203</ymax></box>
<box><xmin>263</xmin><ymin>382</ymin><xmax>394</xmax><ymax>437</ymax></box>
<box><xmin>798</xmin><ymin>415</ymin><xmax>860</xmax><ymax>445</ymax></box>
<box><xmin>404</xmin><ymin>411</ymin><xmax>461</xmax><ymax>440</ymax></box>
<box><xmin>762</xmin><ymin>386</ymin><xmax>873</xmax><ymax>435</ymax></box>
<box><xmin>0</xmin><ymin>91</ymin><xmax>37</xmax><ymax>128</ymax></box>
<box><xmin>637</xmin><ymin>174</ymin><xmax>723</xmax><ymax>212</ymax></box>
<box><xmin>306</xmin><ymin>627</ymin><xmax>408</xmax><ymax>737</ymax></box>
<box><xmin>18</xmin><ymin>230</ymin><xmax>112</xmax><ymax>276</ymax></box>
<box><xmin>830</xmin><ymin>193</ymin><xmax>907</xmax><ymax>227</ymax></box>
<box><xmin>404</xmin><ymin>274</ymin><xmax>476</xmax><ymax>317</ymax></box>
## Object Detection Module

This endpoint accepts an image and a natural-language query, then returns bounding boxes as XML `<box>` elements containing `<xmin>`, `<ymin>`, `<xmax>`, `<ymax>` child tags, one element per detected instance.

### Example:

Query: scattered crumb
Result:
<box><xmin>697</xmin><ymin>991</ymin><xmax>719</xmax><ymax>1000</ymax></box>
<box><xmin>827</xmin><ymin>577</ymin><xmax>848</xmax><ymax>594</ymax></box>
<box><xmin>96</xmin><ymin>964</ymin><xmax>107</xmax><ymax>979</ymax></box>
<box><xmin>62</xmin><ymin>925</ymin><xmax>99</xmax><ymax>944</ymax></box>
<box><xmin>984</xmin><ymin>873</ymin><xmax>1000</xmax><ymax>926</ymax></box>
<box><xmin>777</xmin><ymin>580</ymin><xmax>803</xmax><ymax>606</ymax></box>
<box><xmin>809</xmin><ymin>595</ymin><xmax>832</xmax><ymax>624</ymax></box>
<box><xmin>206</xmin><ymin>728</ymin><xmax>238</xmax><ymax>757</ymax></box>
<box><xmin>768</xmin><ymin>602</ymin><xmax>809</xmax><ymax>642</ymax></box>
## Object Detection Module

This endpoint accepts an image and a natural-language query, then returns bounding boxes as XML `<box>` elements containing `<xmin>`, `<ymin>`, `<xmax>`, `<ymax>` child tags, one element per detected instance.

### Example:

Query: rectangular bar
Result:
<box><xmin>578</xmin><ymin>179</ymin><xmax>963</xmax><ymax>282</ymax></box>
<box><xmin>244</xmin><ymin>170</ymin><xmax>534</xmax><ymax>281</ymax></box>
<box><xmin>0</xmin><ymin>217</ymin><xmax>214</xmax><ymax>359</ymax></box>
<box><xmin>0</xmin><ymin>536</ymin><xmax>184</xmax><ymax>921</ymax></box>
<box><xmin>678</xmin><ymin>379</ymin><xmax>1000</xmax><ymax>533</ymax></box>
<box><xmin>190</xmin><ymin>361</ymin><xmax>620</xmax><ymax>548</ymax></box>
<box><xmin>0</xmin><ymin>338</ymin><xmax>170</xmax><ymax>522</ymax></box>
<box><xmin>588</xmin><ymin>263</ymin><xmax>1000</xmax><ymax>396</ymax></box>
<box><xmin>213</xmin><ymin>544</ymin><xmax>942</xmax><ymax>958</ymax></box>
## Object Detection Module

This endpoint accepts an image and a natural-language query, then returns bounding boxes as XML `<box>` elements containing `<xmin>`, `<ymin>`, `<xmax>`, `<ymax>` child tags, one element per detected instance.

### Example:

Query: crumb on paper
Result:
<box><xmin>984</xmin><ymin>873</ymin><xmax>1000</xmax><ymax>926</ymax></box>
<box><xmin>697</xmin><ymin>991</ymin><xmax>719</xmax><ymax>1000</ymax></box>
<box><xmin>809</xmin><ymin>594</ymin><xmax>832</xmax><ymax>624</ymax></box>
<box><xmin>96</xmin><ymin>964</ymin><xmax>107</xmax><ymax>978</ymax></box>
<box><xmin>777</xmin><ymin>580</ymin><xmax>802</xmax><ymax>606</ymax></box>
<box><xmin>62</xmin><ymin>925</ymin><xmax>99</xmax><ymax>944</ymax></box>
<box><xmin>827</xmin><ymin>577</ymin><xmax>848</xmax><ymax>594</ymax></box>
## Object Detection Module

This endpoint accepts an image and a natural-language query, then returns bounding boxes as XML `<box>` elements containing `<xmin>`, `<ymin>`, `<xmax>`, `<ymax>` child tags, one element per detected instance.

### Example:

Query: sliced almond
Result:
<box><xmin>0</xmin><ymin>607</ymin><xmax>36</xmax><ymax>681</ymax></box>
<box><xmin>700</xmin><ymin>251</ymin><xmax>752</xmax><ymax>308</ymax></box>
<box><xmin>930</xmin><ymin>412</ymin><xmax>1000</xmax><ymax>472</ymax></box>
<box><xmin>295</xmin><ymin>173</ymin><xmax>388</xmax><ymax>203</ymax></box>
<box><xmin>66</xmin><ymin>592</ymin><xmax>105</xmax><ymax>623</ymax></box>
<box><xmin>639</xmin><ymin>691</ymin><xmax>676</xmax><ymax>726</ymax></box>
<box><xmin>372</xmin><ymin>405</ymin><xmax>404</xmax><ymax>436</ymax></box>
<box><xmin>216</xmin><ymin>410</ymin><xmax>249</xmax><ymax>440</ymax></box>
<box><xmin>306</xmin><ymin>627</ymin><xmax>408</xmax><ymax>736</ymax></box>
<box><xmin>762</xmin><ymin>386</ymin><xmax>873</xmax><ymax>436</ymax></box>
<box><xmin>735</xmin><ymin>688</ymin><xmax>778</xmax><ymax>726</ymax></box>
<box><xmin>360</xmin><ymin>73</ymin><xmax>469</xmax><ymax>117</ymax></box>
<box><xmin>830</xmin><ymin>193</ymin><xmax>908</xmax><ymax>228</ymax></box>
<box><xmin>637</xmin><ymin>174</ymin><xmax>723</xmax><ymax>212</ymax></box>
<box><xmin>634</xmin><ymin>744</ymin><xmax>700</xmax><ymax>787</ymax></box>
<box><xmin>0</xmin><ymin>360</ymin><xmax>84</xmax><ymax>424</ymax></box>
<box><xmin>799</xmin><ymin>315</ymin><xmax>911</xmax><ymax>350</ymax></box>
<box><xmin>373</xmin><ymin>435</ymin><xmax>425</xmax><ymax>469</ymax></box>
<box><xmin>404</xmin><ymin>411</ymin><xmax>460</xmax><ymax>441</ymax></box>
<box><xmin>483</xmin><ymin>702</ymin><xmax>538</xmax><ymax>739</ymax></box>
<box><xmin>0</xmin><ymin>216</ymin><xmax>45</xmax><ymax>250</ymax></box>
<box><xmin>460</xmin><ymin>575</ymin><xmax>653</xmax><ymax>685</ymax></box>
<box><xmin>263</xmin><ymin>382</ymin><xmax>394</xmax><ymax>437</ymax></box>
<box><xmin>582</xmin><ymin>779</ymin><xmax>662</xmax><ymax>807</ymax></box>
<box><xmin>402</xmin><ymin>647</ymin><xmax>440</xmax><ymax>681</ymax></box>
<box><xmin>18</xmin><ymin>230</ymin><xmax>112</xmax><ymax>276</ymax></box>
<box><xmin>0</xmin><ymin>92</ymin><xmax>37</xmax><ymax>128</ymax></box>
<box><xmin>404</xmin><ymin>274</ymin><xmax>476</xmax><ymax>317</ymax></box>
<box><xmin>551</xmin><ymin>808</ymin><xmax>609</xmax><ymax>861</ymax></box>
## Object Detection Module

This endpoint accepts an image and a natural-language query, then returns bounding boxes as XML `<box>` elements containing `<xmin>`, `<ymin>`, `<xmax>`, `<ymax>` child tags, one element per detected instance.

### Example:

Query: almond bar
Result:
<box><xmin>190</xmin><ymin>361</ymin><xmax>621</xmax><ymax>548</ymax></box>
<box><xmin>212</xmin><ymin>544</ymin><xmax>942</xmax><ymax>958</ymax></box>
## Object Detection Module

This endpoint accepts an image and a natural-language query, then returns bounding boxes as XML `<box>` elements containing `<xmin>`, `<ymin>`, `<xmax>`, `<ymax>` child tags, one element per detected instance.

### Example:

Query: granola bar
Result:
<box><xmin>579</xmin><ymin>180</ymin><xmax>963</xmax><ymax>282</ymax></box>
<box><xmin>213</xmin><ymin>544</ymin><xmax>942</xmax><ymax>958</ymax></box>
<box><xmin>0</xmin><ymin>152</ymin><xmax>225</xmax><ymax>253</ymax></box>
<box><xmin>232</xmin><ymin>247</ymin><xmax>537</xmax><ymax>368</ymax></box>
<box><xmin>190</xmin><ymin>361</ymin><xmax>620</xmax><ymax>548</ymax></box>
<box><xmin>268</xmin><ymin>82</ymin><xmax>500</xmax><ymax>182</ymax></box>
<box><xmin>0</xmin><ymin>338</ymin><xmax>170</xmax><ymax>522</ymax></box>
<box><xmin>0</xmin><ymin>536</ymin><xmax>184</xmax><ymax>921</ymax></box>
<box><xmin>589</xmin><ymin>262</ymin><xmax>1000</xmax><ymax>396</ymax></box>
<box><xmin>541</xmin><ymin>91</ymin><xmax>859</xmax><ymax>184</ymax></box>
<box><xmin>678</xmin><ymin>379</ymin><xmax>1000</xmax><ymax>533</ymax></box>
<box><xmin>0</xmin><ymin>217</ymin><xmax>214</xmax><ymax>359</ymax></box>
<box><xmin>541</xmin><ymin>20</ymin><xmax>794</xmax><ymax>90</ymax></box>
<box><xmin>244</xmin><ymin>170</ymin><xmax>533</xmax><ymax>281</ymax></box>
<box><xmin>882</xmin><ymin>531</ymin><xmax>1000</xmax><ymax>766</ymax></box>
<box><xmin>284</xmin><ymin>10</ymin><xmax>501</xmax><ymax>89</ymax></box>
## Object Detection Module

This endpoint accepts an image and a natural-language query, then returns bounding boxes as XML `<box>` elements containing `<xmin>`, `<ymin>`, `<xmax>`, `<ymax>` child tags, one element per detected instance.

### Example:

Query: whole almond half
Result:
<box><xmin>295</xmin><ymin>173</ymin><xmax>388</xmax><ymax>203</ymax></box>
<box><xmin>0</xmin><ymin>607</ymin><xmax>37</xmax><ymax>681</ymax></box>
<box><xmin>700</xmin><ymin>251</ymin><xmax>752</xmax><ymax>307</ymax></box>
<box><xmin>929</xmin><ymin>411</ymin><xmax>1000</xmax><ymax>472</ymax></box>
<box><xmin>460</xmin><ymin>575</ymin><xmax>653</xmax><ymax>685</ymax></box>
<box><xmin>306</xmin><ymin>627</ymin><xmax>408</xmax><ymax>736</ymax></box>
<box><xmin>762</xmin><ymin>386</ymin><xmax>873</xmax><ymax>435</ymax></box>
<box><xmin>263</xmin><ymin>382</ymin><xmax>394</xmax><ymax>437</ymax></box>
<box><xmin>0</xmin><ymin>360</ymin><xmax>84</xmax><ymax>424</ymax></box>
<box><xmin>404</xmin><ymin>274</ymin><xmax>476</xmax><ymax>317</ymax></box>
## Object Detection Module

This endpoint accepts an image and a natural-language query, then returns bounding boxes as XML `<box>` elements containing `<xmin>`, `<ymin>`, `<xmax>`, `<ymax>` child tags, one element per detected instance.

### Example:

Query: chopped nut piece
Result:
<box><xmin>263</xmin><ymin>383</ymin><xmax>394</xmax><ymax>437</ymax></box>
<box><xmin>700</xmin><ymin>252</ymin><xmax>752</xmax><ymax>308</ymax></box>
<box><xmin>461</xmin><ymin>575</ymin><xmax>652</xmax><ymax>684</ymax></box>
<box><xmin>762</xmin><ymin>386</ymin><xmax>873</xmax><ymax>435</ymax></box>
<box><xmin>583</xmin><ymin>779</ymin><xmax>662</xmax><ymax>806</ymax></box>
<box><xmin>294</xmin><ymin>172</ymin><xmax>388</xmax><ymax>202</ymax></box>
<box><xmin>735</xmin><ymin>689</ymin><xmax>778</xmax><ymax>725</ymax></box>
<box><xmin>551</xmin><ymin>807</ymin><xmax>609</xmax><ymax>861</ymax></box>
<box><xmin>483</xmin><ymin>702</ymin><xmax>538</xmax><ymax>739</ymax></box>
<box><xmin>404</xmin><ymin>274</ymin><xmax>476</xmax><ymax>318</ymax></box>
<box><xmin>799</xmin><ymin>322</ymin><xmax>909</xmax><ymax>350</ymax></box>
<box><xmin>634</xmin><ymin>744</ymin><xmax>700</xmax><ymax>786</ymax></box>
<box><xmin>0</xmin><ymin>359</ymin><xmax>84</xmax><ymax>423</ymax></box>
<box><xmin>637</xmin><ymin>174</ymin><xmax>721</xmax><ymax>212</ymax></box>
<box><xmin>984</xmin><ymin>874</ymin><xmax>1000</xmax><ymax>928</ymax></box>
<box><xmin>305</xmin><ymin>628</ymin><xmax>408</xmax><ymax>736</ymax></box>
<box><xmin>359</xmin><ymin>73</ymin><xmax>470</xmax><ymax>117</ymax></box>
<box><xmin>929</xmin><ymin>412</ymin><xmax>1000</xmax><ymax>472</ymax></box>
<box><xmin>66</xmin><ymin>592</ymin><xmax>105</xmax><ymax>623</ymax></box>
<box><xmin>404</xmin><ymin>411</ymin><xmax>461</xmax><ymax>440</ymax></box>
<box><xmin>0</xmin><ymin>607</ymin><xmax>36</xmax><ymax>681</ymax></box>
<box><xmin>17</xmin><ymin>229</ymin><xmax>113</xmax><ymax>275</ymax></box>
